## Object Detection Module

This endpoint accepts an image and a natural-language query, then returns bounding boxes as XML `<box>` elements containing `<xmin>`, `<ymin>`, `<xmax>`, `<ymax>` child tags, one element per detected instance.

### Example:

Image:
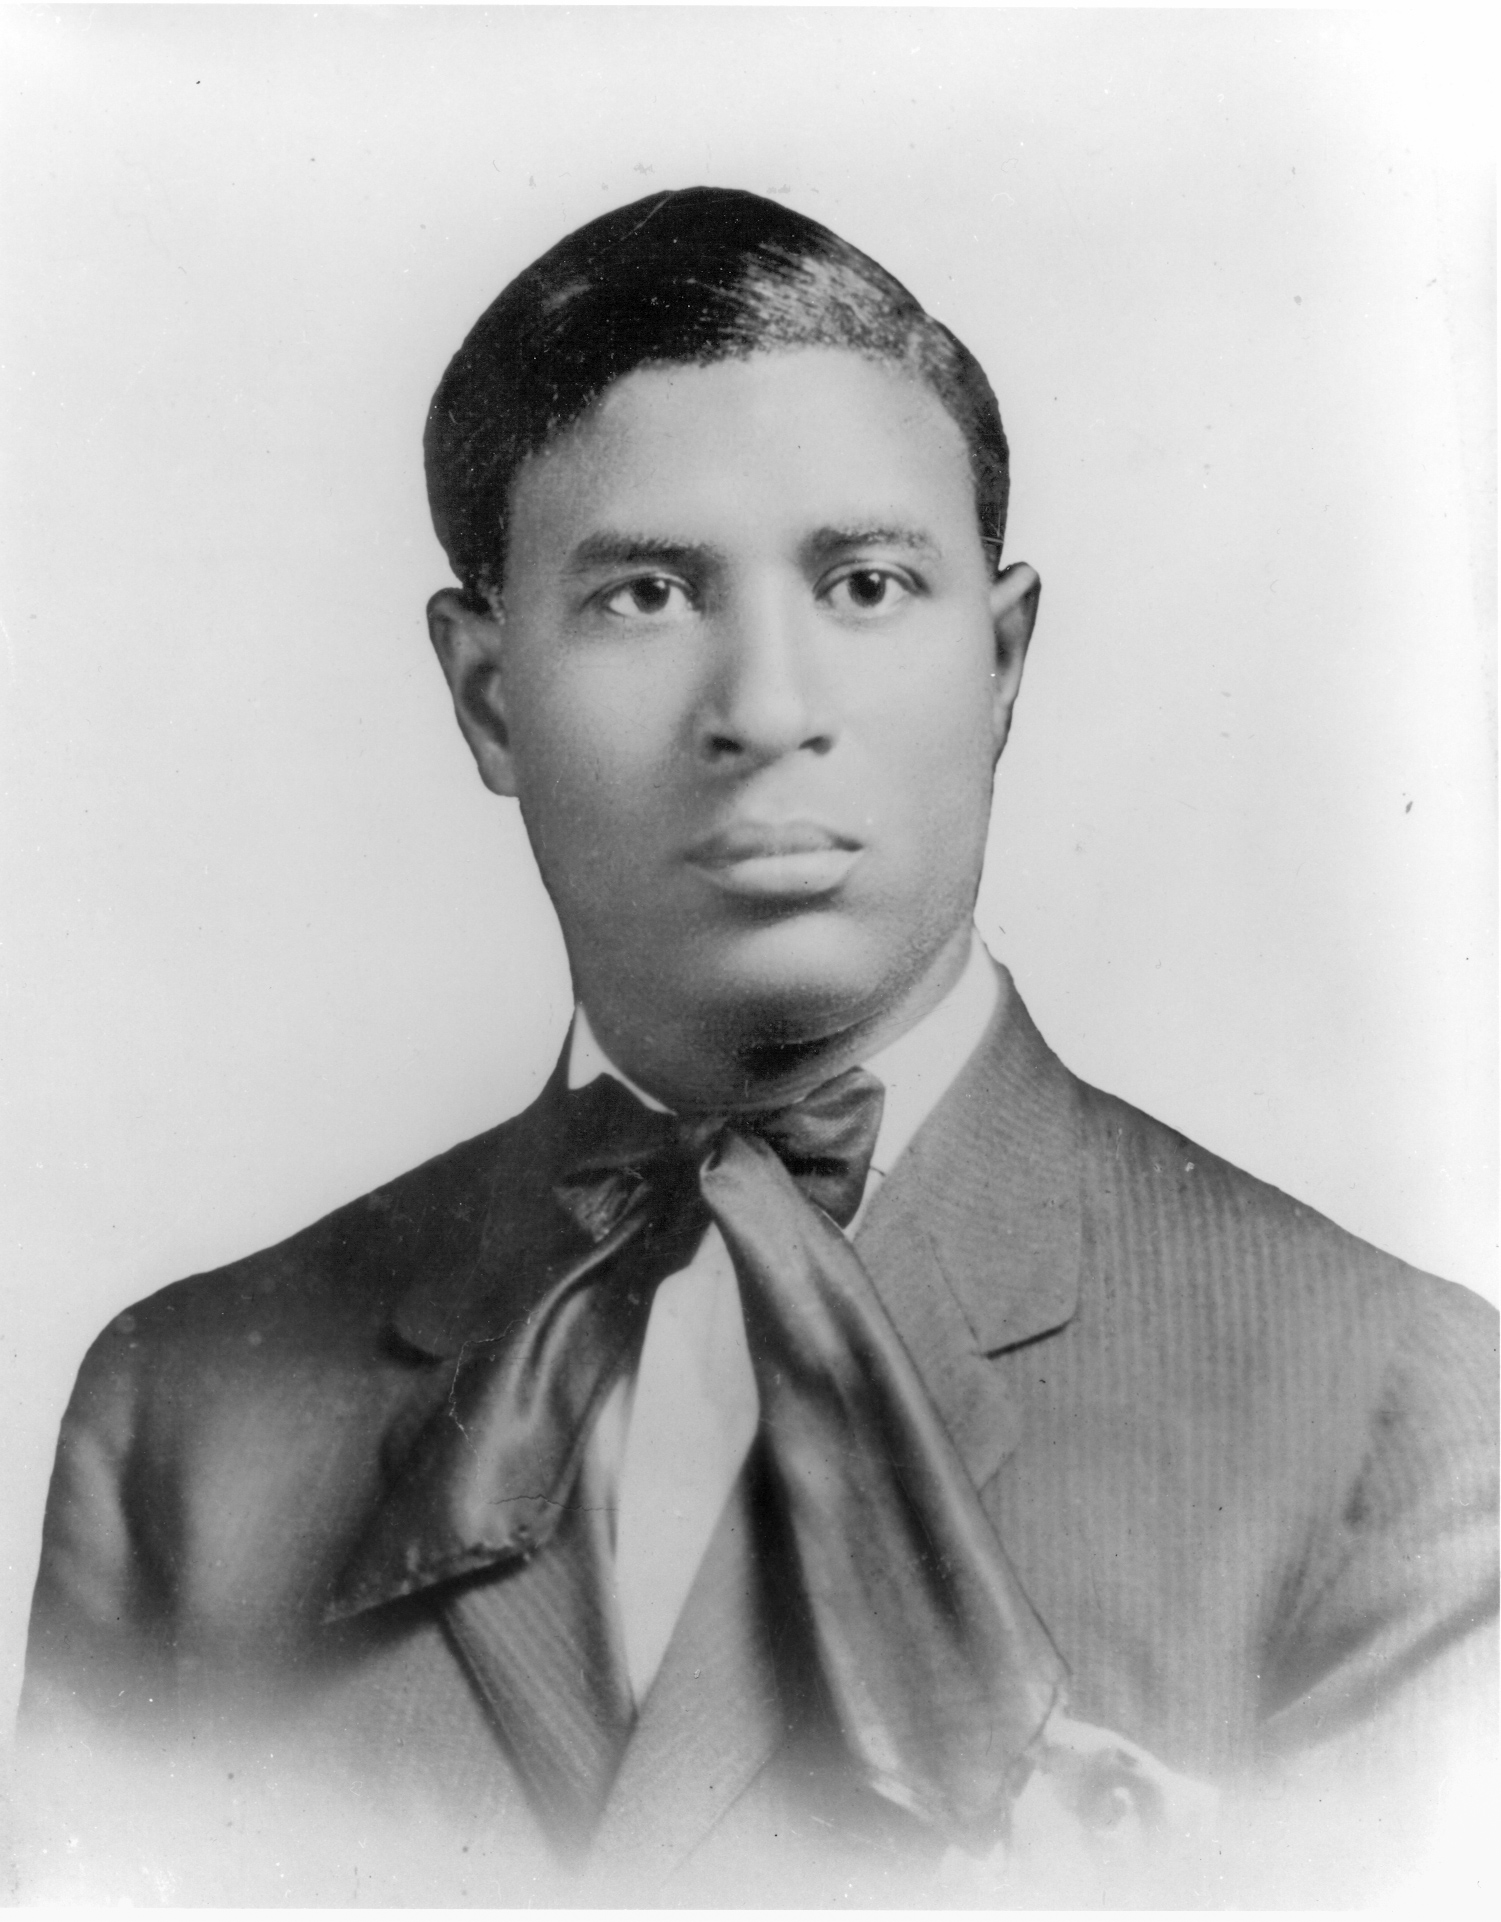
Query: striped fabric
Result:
<box><xmin>15</xmin><ymin>968</ymin><xmax>1497</xmax><ymax>1903</ymax></box>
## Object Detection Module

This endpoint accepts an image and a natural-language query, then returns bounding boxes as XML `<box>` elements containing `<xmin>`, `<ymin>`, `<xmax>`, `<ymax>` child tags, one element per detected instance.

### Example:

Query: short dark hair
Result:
<box><xmin>425</xmin><ymin>186</ymin><xmax>1010</xmax><ymax>602</ymax></box>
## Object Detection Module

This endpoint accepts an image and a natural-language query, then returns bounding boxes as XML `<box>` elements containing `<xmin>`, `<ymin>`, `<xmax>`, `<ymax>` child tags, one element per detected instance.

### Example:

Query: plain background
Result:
<box><xmin>1</xmin><ymin>3</ymin><xmax>1494</xmax><ymax>1772</ymax></box>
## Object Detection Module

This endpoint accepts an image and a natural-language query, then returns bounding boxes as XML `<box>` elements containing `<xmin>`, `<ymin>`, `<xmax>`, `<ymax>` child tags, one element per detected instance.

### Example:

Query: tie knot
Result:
<box><xmin>556</xmin><ymin>1065</ymin><xmax>885</xmax><ymax>1236</ymax></box>
<box><xmin>690</xmin><ymin>1067</ymin><xmax>886</xmax><ymax>1228</ymax></box>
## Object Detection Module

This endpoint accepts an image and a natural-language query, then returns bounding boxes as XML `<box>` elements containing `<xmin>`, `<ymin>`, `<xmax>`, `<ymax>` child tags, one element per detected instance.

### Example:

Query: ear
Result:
<box><xmin>988</xmin><ymin>562</ymin><xmax>1040</xmax><ymax>757</ymax></box>
<box><xmin>427</xmin><ymin>588</ymin><xmax>519</xmax><ymax>797</ymax></box>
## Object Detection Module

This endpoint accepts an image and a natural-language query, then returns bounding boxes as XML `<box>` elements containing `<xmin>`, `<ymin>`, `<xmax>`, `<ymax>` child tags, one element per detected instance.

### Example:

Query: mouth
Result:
<box><xmin>684</xmin><ymin>820</ymin><xmax>864</xmax><ymax>900</ymax></box>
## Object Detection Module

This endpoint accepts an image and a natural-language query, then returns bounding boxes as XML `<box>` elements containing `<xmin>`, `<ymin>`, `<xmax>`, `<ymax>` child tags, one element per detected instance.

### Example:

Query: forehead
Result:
<box><xmin>505</xmin><ymin>348</ymin><xmax>982</xmax><ymax>572</ymax></box>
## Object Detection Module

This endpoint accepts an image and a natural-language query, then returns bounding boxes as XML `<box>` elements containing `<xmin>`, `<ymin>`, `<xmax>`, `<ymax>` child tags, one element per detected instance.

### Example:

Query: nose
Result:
<box><xmin>695</xmin><ymin>583</ymin><xmax>835</xmax><ymax>766</ymax></box>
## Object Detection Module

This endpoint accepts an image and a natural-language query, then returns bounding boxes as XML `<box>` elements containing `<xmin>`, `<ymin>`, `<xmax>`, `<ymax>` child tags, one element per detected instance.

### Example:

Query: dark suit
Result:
<box><xmin>16</xmin><ymin>976</ymin><xmax>1498</xmax><ymax>1904</ymax></box>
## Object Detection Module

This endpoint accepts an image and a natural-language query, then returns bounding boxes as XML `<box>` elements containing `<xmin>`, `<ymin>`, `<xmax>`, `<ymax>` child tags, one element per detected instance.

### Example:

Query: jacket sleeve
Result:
<box><xmin>17</xmin><ymin>1315</ymin><xmax>176</xmax><ymax>1738</ymax></box>
<box><xmin>1247</xmin><ymin>1273</ymin><xmax>1498</xmax><ymax>1885</ymax></box>
<box><xmin>1259</xmin><ymin>1274</ymin><xmax>1496</xmax><ymax>1752</ymax></box>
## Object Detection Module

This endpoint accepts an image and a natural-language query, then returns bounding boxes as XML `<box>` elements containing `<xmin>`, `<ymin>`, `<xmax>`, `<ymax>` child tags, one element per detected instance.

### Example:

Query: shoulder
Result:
<box><xmin>1054</xmin><ymin>1065</ymin><xmax>1496</xmax><ymax>1496</ymax></box>
<box><xmin>29</xmin><ymin>1096</ymin><xmax>558</xmax><ymax>1661</ymax></box>
<box><xmin>57</xmin><ymin>1092</ymin><xmax>557</xmax><ymax>1479</ymax></box>
<box><xmin>91</xmin><ymin>1104</ymin><xmax>532</xmax><ymax>1372</ymax></box>
<box><xmin>1074</xmin><ymin>1069</ymin><xmax>1491</xmax><ymax>1334</ymax></box>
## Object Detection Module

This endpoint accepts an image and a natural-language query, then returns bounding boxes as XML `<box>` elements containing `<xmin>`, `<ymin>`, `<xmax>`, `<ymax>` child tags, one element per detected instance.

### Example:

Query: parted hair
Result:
<box><xmin>424</xmin><ymin>186</ymin><xmax>1010</xmax><ymax>602</ymax></box>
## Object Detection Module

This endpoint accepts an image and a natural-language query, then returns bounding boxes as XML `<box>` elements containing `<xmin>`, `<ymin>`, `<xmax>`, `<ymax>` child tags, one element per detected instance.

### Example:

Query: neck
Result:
<box><xmin>576</xmin><ymin>924</ymin><xmax>975</xmax><ymax>1113</ymax></box>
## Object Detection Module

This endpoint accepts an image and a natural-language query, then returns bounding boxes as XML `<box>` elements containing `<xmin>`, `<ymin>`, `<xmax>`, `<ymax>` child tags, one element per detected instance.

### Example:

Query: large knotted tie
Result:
<box><xmin>342</xmin><ymin>1067</ymin><xmax>1066</xmax><ymax>1847</ymax></box>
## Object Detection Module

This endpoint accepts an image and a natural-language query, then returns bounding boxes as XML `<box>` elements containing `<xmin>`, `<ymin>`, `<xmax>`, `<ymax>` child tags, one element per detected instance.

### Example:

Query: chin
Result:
<box><xmin>679</xmin><ymin>912</ymin><xmax>923</xmax><ymax>1047</ymax></box>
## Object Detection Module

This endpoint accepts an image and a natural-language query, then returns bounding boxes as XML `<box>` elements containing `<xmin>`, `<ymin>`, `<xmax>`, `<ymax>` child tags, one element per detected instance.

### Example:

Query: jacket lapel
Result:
<box><xmin>854</xmin><ymin>966</ymin><xmax>1083</xmax><ymax>1489</ymax></box>
<box><xmin>323</xmin><ymin>1053</ymin><xmax>641</xmax><ymax>1840</ymax></box>
<box><xmin>587</xmin><ymin>1452</ymin><xmax>787</xmax><ymax>1889</ymax></box>
<box><xmin>439</xmin><ymin>1447</ymin><xmax>636</xmax><ymax>1851</ymax></box>
<box><xmin>326</xmin><ymin>1053</ymin><xmax>592</xmax><ymax>1623</ymax></box>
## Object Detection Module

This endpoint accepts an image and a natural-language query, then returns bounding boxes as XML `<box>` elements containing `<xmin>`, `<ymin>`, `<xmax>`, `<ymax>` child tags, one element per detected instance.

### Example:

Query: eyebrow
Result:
<box><xmin>566</xmin><ymin>533</ymin><xmax>719</xmax><ymax>577</ymax></box>
<box><xmin>566</xmin><ymin>524</ymin><xmax>944</xmax><ymax>577</ymax></box>
<box><xmin>800</xmin><ymin>524</ymin><xmax>944</xmax><ymax>568</ymax></box>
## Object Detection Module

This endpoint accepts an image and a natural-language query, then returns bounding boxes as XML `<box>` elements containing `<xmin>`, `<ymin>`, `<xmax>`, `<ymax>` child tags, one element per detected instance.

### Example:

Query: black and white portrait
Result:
<box><xmin>2</xmin><ymin>7</ymin><xmax>1494</xmax><ymax>1908</ymax></box>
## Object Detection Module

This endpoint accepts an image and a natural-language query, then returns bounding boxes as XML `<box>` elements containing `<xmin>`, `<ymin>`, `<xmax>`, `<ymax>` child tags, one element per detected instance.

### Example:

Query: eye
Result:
<box><xmin>599</xmin><ymin>575</ymin><xmax>694</xmax><ymax>619</ymax></box>
<box><xmin>823</xmin><ymin>568</ymin><xmax>913</xmax><ymax>617</ymax></box>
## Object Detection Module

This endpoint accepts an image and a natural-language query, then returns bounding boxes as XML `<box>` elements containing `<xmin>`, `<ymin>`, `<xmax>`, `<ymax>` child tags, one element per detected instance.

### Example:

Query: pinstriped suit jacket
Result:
<box><xmin>16</xmin><ymin>974</ymin><xmax>1498</xmax><ymax>1903</ymax></box>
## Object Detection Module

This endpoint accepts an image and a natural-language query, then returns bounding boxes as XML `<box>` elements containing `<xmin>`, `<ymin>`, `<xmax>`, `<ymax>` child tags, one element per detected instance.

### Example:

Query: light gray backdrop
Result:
<box><xmin>2</xmin><ymin>5</ymin><xmax>1494</xmax><ymax>1754</ymax></box>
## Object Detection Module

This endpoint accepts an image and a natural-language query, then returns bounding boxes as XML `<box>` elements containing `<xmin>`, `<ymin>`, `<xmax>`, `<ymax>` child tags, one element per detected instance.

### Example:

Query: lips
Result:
<box><xmin>685</xmin><ymin>819</ymin><xmax>864</xmax><ymax>899</ymax></box>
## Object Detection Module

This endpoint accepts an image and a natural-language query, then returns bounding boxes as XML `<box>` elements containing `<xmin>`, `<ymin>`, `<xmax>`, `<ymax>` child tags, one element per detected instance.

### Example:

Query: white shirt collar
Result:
<box><xmin>567</xmin><ymin>927</ymin><xmax>1002</xmax><ymax>1182</ymax></box>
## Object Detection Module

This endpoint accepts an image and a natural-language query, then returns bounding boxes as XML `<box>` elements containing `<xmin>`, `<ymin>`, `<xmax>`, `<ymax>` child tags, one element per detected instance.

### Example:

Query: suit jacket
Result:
<box><xmin>15</xmin><ymin>976</ymin><xmax>1499</xmax><ymax>1905</ymax></box>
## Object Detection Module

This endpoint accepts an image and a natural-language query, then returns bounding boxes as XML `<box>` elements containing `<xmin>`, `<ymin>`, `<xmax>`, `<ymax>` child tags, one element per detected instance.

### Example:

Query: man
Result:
<box><xmin>16</xmin><ymin>187</ymin><xmax>1497</xmax><ymax>1906</ymax></box>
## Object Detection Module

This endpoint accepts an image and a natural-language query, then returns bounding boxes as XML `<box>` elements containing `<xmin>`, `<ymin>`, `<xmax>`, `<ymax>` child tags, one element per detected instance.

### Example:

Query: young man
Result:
<box><xmin>17</xmin><ymin>188</ymin><xmax>1497</xmax><ymax>1905</ymax></box>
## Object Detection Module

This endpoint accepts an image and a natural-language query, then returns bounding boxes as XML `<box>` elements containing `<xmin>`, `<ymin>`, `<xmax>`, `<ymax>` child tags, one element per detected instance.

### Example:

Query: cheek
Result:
<box><xmin>864</xmin><ymin>648</ymin><xmax>999</xmax><ymax>823</ymax></box>
<box><xmin>507</xmin><ymin>668</ymin><xmax>670</xmax><ymax>867</ymax></box>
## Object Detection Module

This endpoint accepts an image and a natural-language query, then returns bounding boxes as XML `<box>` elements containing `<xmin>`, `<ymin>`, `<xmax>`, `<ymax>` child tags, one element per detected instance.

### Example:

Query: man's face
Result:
<box><xmin>432</xmin><ymin>347</ymin><xmax>1037</xmax><ymax>1098</ymax></box>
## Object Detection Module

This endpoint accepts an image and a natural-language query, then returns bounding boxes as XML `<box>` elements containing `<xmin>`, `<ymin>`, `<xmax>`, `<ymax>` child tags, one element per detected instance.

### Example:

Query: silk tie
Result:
<box><xmin>369</xmin><ymin>1069</ymin><xmax>1067</xmax><ymax>1847</ymax></box>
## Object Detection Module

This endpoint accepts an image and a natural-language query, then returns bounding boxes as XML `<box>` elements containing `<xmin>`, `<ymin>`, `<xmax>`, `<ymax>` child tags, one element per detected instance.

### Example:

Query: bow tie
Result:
<box><xmin>551</xmin><ymin>1063</ymin><xmax>886</xmax><ymax>1241</ymax></box>
<box><xmin>334</xmin><ymin>1063</ymin><xmax>1066</xmax><ymax>1848</ymax></box>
